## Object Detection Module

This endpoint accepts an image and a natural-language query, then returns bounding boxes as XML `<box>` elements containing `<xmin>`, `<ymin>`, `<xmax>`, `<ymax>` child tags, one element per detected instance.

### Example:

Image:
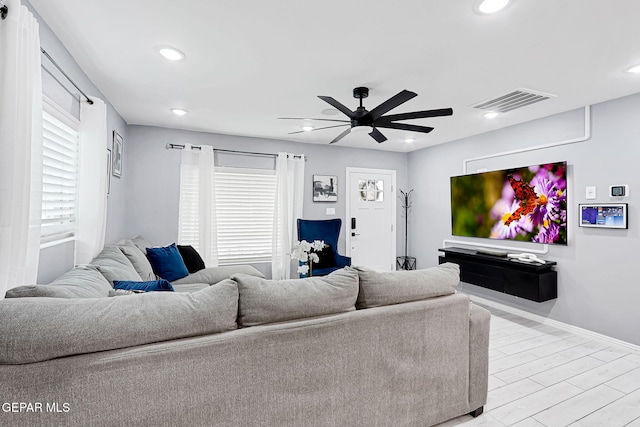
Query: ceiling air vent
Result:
<box><xmin>471</xmin><ymin>88</ymin><xmax>556</xmax><ymax>113</ymax></box>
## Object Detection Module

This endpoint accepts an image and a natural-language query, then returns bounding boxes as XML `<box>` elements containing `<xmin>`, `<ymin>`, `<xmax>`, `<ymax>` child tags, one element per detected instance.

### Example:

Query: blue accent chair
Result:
<box><xmin>297</xmin><ymin>218</ymin><xmax>351</xmax><ymax>277</ymax></box>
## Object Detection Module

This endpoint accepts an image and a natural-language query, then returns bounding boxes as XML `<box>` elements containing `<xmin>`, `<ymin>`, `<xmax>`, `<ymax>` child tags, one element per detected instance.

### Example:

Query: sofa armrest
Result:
<box><xmin>468</xmin><ymin>303</ymin><xmax>491</xmax><ymax>412</ymax></box>
<box><xmin>171</xmin><ymin>265</ymin><xmax>265</xmax><ymax>286</ymax></box>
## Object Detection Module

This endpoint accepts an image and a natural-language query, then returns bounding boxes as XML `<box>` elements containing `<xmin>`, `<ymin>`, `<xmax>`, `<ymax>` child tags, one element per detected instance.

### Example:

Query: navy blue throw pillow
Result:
<box><xmin>145</xmin><ymin>243</ymin><xmax>189</xmax><ymax>282</ymax></box>
<box><xmin>113</xmin><ymin>279</ymin><xmax>175</xmax><ymax>292</ymax></box>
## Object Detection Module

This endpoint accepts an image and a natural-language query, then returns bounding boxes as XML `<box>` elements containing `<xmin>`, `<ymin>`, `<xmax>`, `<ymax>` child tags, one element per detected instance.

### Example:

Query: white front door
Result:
<box><xmin>346</xmin><ymin>168</ymin><xmax>396</xmax><ymax>271</ymax></box>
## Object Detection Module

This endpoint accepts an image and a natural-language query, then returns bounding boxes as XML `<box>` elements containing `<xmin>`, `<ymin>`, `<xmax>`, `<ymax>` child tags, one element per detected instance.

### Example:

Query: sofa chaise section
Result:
<box><xmin>0</xmin><ymin>264</ymin><xmax>489</xmax><ymax>426</ymax></box>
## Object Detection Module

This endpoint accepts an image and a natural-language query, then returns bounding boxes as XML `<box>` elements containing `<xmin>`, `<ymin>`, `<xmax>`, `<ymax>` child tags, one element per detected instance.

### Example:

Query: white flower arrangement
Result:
<box><xmin>290</xmin><ymin>239</ymin><xmax>327</xmax><ymax>276</ymax></box>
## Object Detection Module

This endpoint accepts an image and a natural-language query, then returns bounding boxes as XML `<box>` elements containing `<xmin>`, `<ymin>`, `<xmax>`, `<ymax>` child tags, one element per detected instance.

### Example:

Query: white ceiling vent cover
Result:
<box><xmin>471</xmin><ymin>88</ymin><xmax>557</xmax><ymax>113</ymax></box>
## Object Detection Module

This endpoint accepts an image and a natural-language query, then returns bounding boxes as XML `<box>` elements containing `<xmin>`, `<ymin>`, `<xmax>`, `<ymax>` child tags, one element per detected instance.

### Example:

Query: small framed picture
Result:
<box><xmin>313</xmin><ymin>175</ymin><xmax>338</xmax><ymax>202</ymax></box>
<box><xmin>112</xmin><ymin>131</ymin><xmax>123</xmax><ymax>178</ymax></box>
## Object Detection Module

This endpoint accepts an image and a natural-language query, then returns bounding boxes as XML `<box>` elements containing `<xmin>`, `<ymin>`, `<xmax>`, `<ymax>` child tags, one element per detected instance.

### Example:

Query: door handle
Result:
<box><xmin>351</xmin><ymin>217</ymin><xmax>356</xmax><ymax>229</ymax></box>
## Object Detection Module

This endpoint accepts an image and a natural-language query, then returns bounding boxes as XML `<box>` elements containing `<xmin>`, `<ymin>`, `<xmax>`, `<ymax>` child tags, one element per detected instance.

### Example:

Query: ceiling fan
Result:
<box><xmin>280</xmin><ymin>87</ymin><xmax>453</xmax><ymax>144</ymax></box>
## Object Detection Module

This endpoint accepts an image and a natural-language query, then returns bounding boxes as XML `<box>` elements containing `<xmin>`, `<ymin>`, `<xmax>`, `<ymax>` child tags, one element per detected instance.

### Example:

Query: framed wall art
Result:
<box><xmin>313</xmin><ymin>175</ymin><xmax>337</xmax><ymax>202</ymax></box>
<box><xmin>107</xmin><ymin>148</ymin><xmax>112</xmax><ymax>195</ymax></box>
<box><xmin>112</xmin><ymin>131</ymin><xmax>123</xmax><ymax>177</ymax></box>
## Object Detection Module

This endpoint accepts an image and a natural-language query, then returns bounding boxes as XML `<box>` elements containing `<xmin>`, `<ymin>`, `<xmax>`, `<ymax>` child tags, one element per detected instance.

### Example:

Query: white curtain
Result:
<box><xmin>0</xmin><ymin>0</ymin><xmax>43</xmax><ymax>296</ymax></box>
<box><xmin>272</xmin><ymin>152</ymin><xmax>305</xmax><ymax>280</ymax></box>
<box><xmin>178</xmin><ymin>145</ymin><xmax>218</xmax><ymax>267</ymax></box>
<box><xmin>75</xmin><ymin>97</ymin><xmax>108</xmax><ymax>264</ymax></box>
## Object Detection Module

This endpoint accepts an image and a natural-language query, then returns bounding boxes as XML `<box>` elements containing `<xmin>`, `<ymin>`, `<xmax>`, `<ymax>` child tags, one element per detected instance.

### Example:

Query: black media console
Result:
<box><xmin>438</xmin><ymin>247</ymin><xmax>557</xmax><ymax>303</ymax></box>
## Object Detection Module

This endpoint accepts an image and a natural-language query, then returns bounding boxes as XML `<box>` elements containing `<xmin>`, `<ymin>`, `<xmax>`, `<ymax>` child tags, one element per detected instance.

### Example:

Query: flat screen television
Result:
<box><xmin>450</xmin><ymin>161</ymin><xmax>567</xmax><ymax>245</ymax></box>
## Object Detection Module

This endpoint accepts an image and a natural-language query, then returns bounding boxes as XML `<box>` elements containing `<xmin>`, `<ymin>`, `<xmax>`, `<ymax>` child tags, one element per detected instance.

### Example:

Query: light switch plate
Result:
<box><xmin>585</xmin><ymin>186</ymin><xmax>596</xmax><ymax>200</ymax></box>
<box><xmin>326</xmin><ymin>208</ymin><xmax>335</xmax><ymax>215</ymax></box>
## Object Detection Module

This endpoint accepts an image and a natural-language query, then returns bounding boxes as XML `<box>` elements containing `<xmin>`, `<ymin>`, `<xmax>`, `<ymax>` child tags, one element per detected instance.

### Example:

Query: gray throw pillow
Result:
<box><xmin>130</xmin><ymin>235</ymin><xmax>153</xmax><ymax>255</ymax></box>
<box><xmin>355</xmin><ymin>263</ymin><xmax>460</xmax><ymax>309</ymax></box>
<box><xmin>233</xmin><ymin>267</ymin><xmax>359</xmax><ymax>327</ymax></box>
<box><xmin>5</xmin><ymin>265</ymin><xmax>112</xmax><ymax>299</ymax></box>
<box><xmin>118</xmin><ymin>243</ymin><xmax>156</xmax><ymax>281</ymax></box>
<box><xmin>91</xmin><ymin>246</ymin><xmax>143</xmax><ymax>284</ymax></box>
<box><xmin>0</xmin><ymin>279</ymin><xmax>239</xmax><ymax>364</ymax></box>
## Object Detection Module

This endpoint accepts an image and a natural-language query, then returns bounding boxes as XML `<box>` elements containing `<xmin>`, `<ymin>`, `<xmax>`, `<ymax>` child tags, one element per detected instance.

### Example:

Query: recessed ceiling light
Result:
<box><xmin>158</xmin><ymin>47</ymin><xmax>185</xmax><ymax>61</ymax></box>
<box><xmin>171</xmin><ymin>108</ymin><xmax>187</xmax><ymax>116</ymax></box>
<box><xmin>404</xmin><ymin>138</ymin><xmax>415</xmax><ymax>143</ymax></box>
<box><xmin>627</xmin><ymin>64</ymin><xmax>640</xmax><ymax>74</ymax></box>
<box><xmin>477</xmin><ymin>0</ymin><xmax>510</xmax><ymax>14</ymax></box>
<box><xmin>483</xmin><ymin>112</ymin><xmax>499</xmax><ymax>119</ymax></box>
<box><xmin>302</xmin><ymin>125</ymin><xmax>315</xmax><ymax>132</ymax></box>
<box><xmin>321</xmin><ymin>108</ymin><xmax>340</xmax><ymax>116</ymax></box>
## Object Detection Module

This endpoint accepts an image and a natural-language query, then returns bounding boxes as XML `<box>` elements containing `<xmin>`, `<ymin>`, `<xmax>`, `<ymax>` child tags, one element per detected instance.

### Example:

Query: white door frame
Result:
<box><xmin>345</xmin><ymin>167</ymin><xmax>397</xmax><ymax>270</ymax></box>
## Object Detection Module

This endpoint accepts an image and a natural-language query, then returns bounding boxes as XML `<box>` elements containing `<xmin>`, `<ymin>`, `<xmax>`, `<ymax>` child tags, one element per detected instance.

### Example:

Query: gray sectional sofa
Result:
<box><xmin>0</xmin><ymin>245</ymin><xmax>490</xmax><ymax>427</ymax></box>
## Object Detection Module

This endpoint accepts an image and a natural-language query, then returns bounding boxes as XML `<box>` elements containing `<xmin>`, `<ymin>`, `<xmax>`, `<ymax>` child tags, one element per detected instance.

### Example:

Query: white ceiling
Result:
<box><xmin>28</xmin><ymin>0</ymin><xmax>640</xmax><ymax>152</ymax></box>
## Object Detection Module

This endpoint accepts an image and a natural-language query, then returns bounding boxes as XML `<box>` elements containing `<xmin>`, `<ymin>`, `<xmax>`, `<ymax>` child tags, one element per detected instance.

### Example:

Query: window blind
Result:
<box><xmin>215</xmin><ymin>167</ymin><xmax>276</xmax><ymax>264</ymax></box>
<box><xmin>41</xmin><ymin>96</ymin><xmax>80</xmax><ymax>244</ymax></box>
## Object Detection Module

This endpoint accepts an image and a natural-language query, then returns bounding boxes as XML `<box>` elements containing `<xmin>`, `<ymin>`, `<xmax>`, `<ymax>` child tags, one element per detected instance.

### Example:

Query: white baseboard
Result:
<box><xmin>465</xmin><ymin>293</ymin><xmax>640</xmax><ymax>353</ymax></box>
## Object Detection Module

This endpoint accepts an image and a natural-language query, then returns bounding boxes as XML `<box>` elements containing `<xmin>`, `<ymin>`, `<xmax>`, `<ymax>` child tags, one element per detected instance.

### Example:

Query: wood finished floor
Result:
<box><xmin>435</xmin><ymin>303</ymin><xmax>640</xmax><ymax>427</ymax></box>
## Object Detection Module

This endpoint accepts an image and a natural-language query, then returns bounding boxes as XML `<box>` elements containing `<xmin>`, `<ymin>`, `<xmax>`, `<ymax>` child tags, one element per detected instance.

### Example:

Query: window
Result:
<box><xmin>40</xmin><ymin>96</ymin><xmax>80</xmax><ymax>245</ymax></box>
<box><xmin>215</xmin><ymin>167</ymin><xmax>276</xmax><ymax>264</ymax></box>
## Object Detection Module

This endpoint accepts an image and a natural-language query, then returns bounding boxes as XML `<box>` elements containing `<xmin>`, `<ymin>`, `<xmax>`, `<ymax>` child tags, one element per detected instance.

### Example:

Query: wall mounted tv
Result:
<box><xmin>450</xmin><ymin>161</ymin><xmax>567</xmax><ymax>245</ymax></box>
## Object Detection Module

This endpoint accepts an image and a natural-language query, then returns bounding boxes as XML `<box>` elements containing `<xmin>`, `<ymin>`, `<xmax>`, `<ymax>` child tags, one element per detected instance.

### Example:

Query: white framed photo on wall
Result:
<box><xmin>313</xmin><ymin>175</ymin><xmax>338</xmax><ymax>202</ymax></box>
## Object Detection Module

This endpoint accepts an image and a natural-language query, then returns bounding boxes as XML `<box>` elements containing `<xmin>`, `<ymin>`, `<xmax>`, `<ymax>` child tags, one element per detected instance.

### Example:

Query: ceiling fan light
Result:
<box><xmin>158</xmin><ymin>47</ymin><xmax>185</xmax><ymax>61</ymax></box>
<box><xmin>171</xmin><ymin>108</ymin><xmax>188</xmax><ymax>116</ymax></box>
<box><xmin>301</xmin><ymin>125</ymin><xmax>315</xmax><ymax>132</ymax></box>
<box><xmin>483</xmin><ymin>111</ymin><xmax>499</xmax><ymax>119</ymax></box>
<box><xmin>627</xmin><ymin>64</ymin><xmax>640</xmax><ymax>74</ymax></box>
<box><xmin>477</xmin><ymin>0</ymin><xmax>510</xmax><ymax>14</ymax></box>
<box><xmin>351</xmin><ymin>125</ymin><xmax>373</xmax><ymax>134</ymax></box>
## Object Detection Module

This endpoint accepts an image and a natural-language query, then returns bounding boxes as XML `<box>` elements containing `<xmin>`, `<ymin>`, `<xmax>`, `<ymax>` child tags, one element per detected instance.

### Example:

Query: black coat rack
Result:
<box><xmin>396</xmin><ymin>189</ymin><xmax>416</xmax><ymax>270</ymax></box>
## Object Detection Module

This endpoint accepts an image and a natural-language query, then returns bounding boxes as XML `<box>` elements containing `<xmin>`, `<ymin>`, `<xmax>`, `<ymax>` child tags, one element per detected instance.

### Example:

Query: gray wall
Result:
<box><xmin>25</xmin><ymin>1</ymin><xmax>129</xmax><ymax>283</ymax></box>
<box><xmin>124</xmin><ymin>126</ymin><xmax>409</xmax><ymax>277</ymax></box>
<box><xmin>408</xmin><ymin>94</ymin><xmax>640</xmax><ymax>346</ymax></box>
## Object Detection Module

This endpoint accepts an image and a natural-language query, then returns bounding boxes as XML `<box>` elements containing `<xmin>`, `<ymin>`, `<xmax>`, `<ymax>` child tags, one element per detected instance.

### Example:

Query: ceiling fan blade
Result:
<box><xmin>318</xmin><ymin>96</ymin><xmax>356</xmax><ymax>119</ymax></box>
<box><xmin>376</xmin><ymin>108</ymin><xmax>453</xmax><ymax>123</ymax></box>
<box><xmin>369</xmin><ymin>127</ymin><xmax>387</xmax><ymax>143</ymax></box>
<box><xmin>287</xmin><ymin>123</ymin><xmax>350</xmax><ymax>135</ymax></box>
<box><xmin>278</xmin><ymin>117</ymin><xmax>350</xmax><ymax>123</ymax></box>
<box><xmin>329</xmin><ymin>127</ymin><xmax>352</xmax><ymax>144</ymax></box>
<box><xmin>368</xmin><ymin>90</ymin><xmax>418</xmax><ymax>121</ymax></box>
<box><xmin>375</xmin><ymin>122</ymin><xmax>434</xmax><ymax>134</ymax></box>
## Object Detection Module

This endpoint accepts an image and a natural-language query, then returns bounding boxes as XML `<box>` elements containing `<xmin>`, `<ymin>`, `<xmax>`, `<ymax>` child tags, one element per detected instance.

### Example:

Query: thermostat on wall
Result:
<box><xmin>610</xmin><ymin>185</ymin><xmax>629</xmax><ymax>197</ymax></box>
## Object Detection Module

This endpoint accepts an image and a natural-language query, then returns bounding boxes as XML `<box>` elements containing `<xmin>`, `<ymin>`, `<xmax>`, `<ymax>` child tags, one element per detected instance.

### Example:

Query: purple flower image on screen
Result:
<box><xmin>450</xmin><ymin>161</ymin><xmax>567</xmax><ymax>245</ymax></box>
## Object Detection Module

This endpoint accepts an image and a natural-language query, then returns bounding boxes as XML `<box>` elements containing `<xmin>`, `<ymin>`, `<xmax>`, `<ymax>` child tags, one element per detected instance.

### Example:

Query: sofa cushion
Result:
<box><xmin>171</xmin><ymin>265</ymin><xmax>265</xmax><ymax>286</ymax></box>
<box><xmin>355</xmin><ymin>263</ymin><xmax>460</xmax><ymax>309</ymax></box>
<box><xmin>177</xmin><ymin>245</ymin><xmax>206</xmax><ymax>273</ymax></box>
<box><xmin>146</xmin><ymin>243</ymin><xmax>189</xmax><ymax>282</ymax></box>
<box><xmin>113</xmin><ymin>279</ymin><xmax>175</xmax><ymax>292</ymax></box>
<box><xmin>172</xmin><ymin>283</ymin><xmax>210</xmax><ymax>293</ymax></box>
<box><xmin>233</xmin><ymin>267</ymin><xmax>359</xmax><ymax>327</ymax></box>
<box><xmin>0</xmin><ymin>279</ymin><xmax>239</xmax><ymax>364</ymax></box>
<box><xmin>118</xmin><ymin>243</ymin><xmax>156</xmax><ymax>281</ymax></box>
<box><xmin>4</xmin><ymin>265</ymin><xmax>112</xmax><ymax>299</ymax></box>
<box><xmin>91</xmin><ymin>246</ymin><xmax>143</xmax><ymax>284</ymax></box>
